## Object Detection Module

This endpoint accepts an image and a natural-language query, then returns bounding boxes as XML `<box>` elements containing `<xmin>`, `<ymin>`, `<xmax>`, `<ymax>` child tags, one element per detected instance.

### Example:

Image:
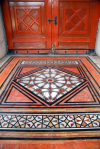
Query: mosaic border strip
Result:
<box><xmin>0</xmin><ymin>113</ymin><xmax>100</xmax><ymax>131</ymax></box>
<box><xmin>21</xmin><ymin>60</ymin><xmax>79</xmax><ymax>65</ymax></box>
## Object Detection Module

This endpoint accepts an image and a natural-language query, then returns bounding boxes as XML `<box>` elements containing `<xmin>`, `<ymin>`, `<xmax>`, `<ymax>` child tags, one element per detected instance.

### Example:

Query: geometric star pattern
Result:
<box><xmin>0</xmin><ymin>56</ymin><xmax>100</xmax><ymax>139</ymax></box>
<box><xmin>16</xmin><ymin>67</ymin><xmax>84</xmax><ymax>105</ymax></box>
<box><xmin>0</xmin><ymin>113</ymin><xmax>100</xmax><ymax>130</ymax></box>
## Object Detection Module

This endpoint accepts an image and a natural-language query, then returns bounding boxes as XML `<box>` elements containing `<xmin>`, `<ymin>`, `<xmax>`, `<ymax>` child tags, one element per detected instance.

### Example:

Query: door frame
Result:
<box><xmin>1</xmin><ymin>0</ymin><xmax>100</xmax><ymax>54</ymax></box>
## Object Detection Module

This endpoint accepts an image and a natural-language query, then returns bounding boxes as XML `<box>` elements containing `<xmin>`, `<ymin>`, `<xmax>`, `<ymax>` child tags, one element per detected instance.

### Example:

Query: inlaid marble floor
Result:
<box><xmin>0</xmin><ymin>55</ymin><xmax>100</xmax><ymax>148</ymax></box>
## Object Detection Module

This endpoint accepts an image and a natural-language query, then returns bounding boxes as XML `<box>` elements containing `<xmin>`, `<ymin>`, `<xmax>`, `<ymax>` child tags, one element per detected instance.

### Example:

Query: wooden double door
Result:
<box><xmin>2</xmin><ymin>0</ymin><xmax>100</xmax><ymax>53</ymax></box>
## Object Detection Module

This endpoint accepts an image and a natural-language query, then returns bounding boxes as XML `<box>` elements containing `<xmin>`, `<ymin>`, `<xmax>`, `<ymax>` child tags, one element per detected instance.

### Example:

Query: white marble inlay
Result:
<box><xmin>17</xmin><ymin>67</ymin><xmax>84</xmax><ymax>104</ymax></box>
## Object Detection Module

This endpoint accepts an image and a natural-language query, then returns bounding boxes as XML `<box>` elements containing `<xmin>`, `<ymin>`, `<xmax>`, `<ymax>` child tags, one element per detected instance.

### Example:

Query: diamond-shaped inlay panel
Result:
<box><xmin>18</xmin><ymin>23</ymin><xmax>27</xmax><ymax>32</ymax></box>
<box><xmin>71</xmin><ymin>16</ymin><xmax>80</xmax><ymax>25</ymax></box>
<box><xmin>31</xmin><ymin>23</ymin><xmax>39</xmax><ymax>31</ymax></box>
<box><xmin>65</xmin><ymin>22</ymin><xmax>74</xmax><ymax>31</ymax></box>
<box><xmin>15</xmin><ymin>7</ymin><xmax>40</xmax><ymax>33</ymax></box>
<box><xmin>16</xmin><ymin>67</ymin><xmax>84</xmax><ymax>105</ymax></box>
<box><xmin>16</xmin><ymin>9</ymin><xmax>26</xmax><ymax>19</ymax></box>
<box><xmin>29</xmin><ymin>9</ymin><xmax>39</xmax><ymax>19</ymax></box>
<box><xmin>23</xmin><ymin>16</ymin><xmax>33</xmax><ymax>26</ymax></box>
<box><xmin>64</xmin><ymin>7</ymin><xmax>88</xmax><ymax>33</ymax></box>
<box><xmin>66</xmin><ymin>9</ymin><xmax>74</xmax><ymax>18</ymax></box>
<box><xmin>78</xmin><ymin>9</ymin><xmax>87</xmax><ymax>19</ymax></box>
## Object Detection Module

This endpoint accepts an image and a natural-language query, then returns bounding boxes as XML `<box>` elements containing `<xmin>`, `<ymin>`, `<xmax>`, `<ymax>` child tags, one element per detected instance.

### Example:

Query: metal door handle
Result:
<box><xmin>48</xmin><ymin>15</ymin><xmax>57</xmax><ymax>26</ymax></box>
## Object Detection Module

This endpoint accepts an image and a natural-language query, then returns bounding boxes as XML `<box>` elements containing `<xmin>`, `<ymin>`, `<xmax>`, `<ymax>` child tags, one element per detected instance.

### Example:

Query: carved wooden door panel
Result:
<box><xmin>2</xmin><ymin>0</ymin><xmax>100</xmax><ymax>53</ymax></box>
<box><xmin>2</xmin><ymin>0</ymin><xmax>51</xmax><ymax>53</ymax></box>
<box><xmin>52</xmin><ymin>0</ymin><xmax>100</xmax><ymax>53</ymax></box>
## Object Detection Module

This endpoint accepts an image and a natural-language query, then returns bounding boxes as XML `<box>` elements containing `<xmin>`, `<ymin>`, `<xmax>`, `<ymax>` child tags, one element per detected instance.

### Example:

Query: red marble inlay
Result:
<box><xmin>47</xmin><ymin>78</ymin><xmax>54</xmax><ymax>82</ymax></box>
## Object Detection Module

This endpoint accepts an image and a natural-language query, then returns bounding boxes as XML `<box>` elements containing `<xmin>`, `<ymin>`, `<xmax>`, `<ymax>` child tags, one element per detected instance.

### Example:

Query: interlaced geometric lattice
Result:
<box><xmin>0</xmin><ymin>113</ymin><xmax>99</xmax><ymax>129</ymax></box>
<box><xmin>16</xmin><ymin>67</ymin><xmax>84</xmax><ymax>105</ymax></box>
<box><xmin>15</xmin><ymin>7</ymin><xmax>40</xmax><ymax>33</ymax></box>
<box><xmin>65</xmin><ymin>7</ymin><xmax>88</xmax><ymax>33</ymax></box>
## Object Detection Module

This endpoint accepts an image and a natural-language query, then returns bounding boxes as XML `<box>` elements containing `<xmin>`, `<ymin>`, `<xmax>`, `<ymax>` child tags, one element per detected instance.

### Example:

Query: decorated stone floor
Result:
<box><xmin>0</xmin><ymin>55</ymin><xmax>100</xmax><ymax>148</ymax></box>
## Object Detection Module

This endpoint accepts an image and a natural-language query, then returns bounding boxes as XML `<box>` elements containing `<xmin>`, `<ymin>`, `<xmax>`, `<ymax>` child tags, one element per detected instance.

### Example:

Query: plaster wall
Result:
<box><xmin>95</xmin><ymin>19</ymin><xmax>100</xmax><ymax>57</ymax></box>
<box><xmin>0</xmin><ymin>4</ymin><xmax>7</xmax><ymax>59</ymax></box>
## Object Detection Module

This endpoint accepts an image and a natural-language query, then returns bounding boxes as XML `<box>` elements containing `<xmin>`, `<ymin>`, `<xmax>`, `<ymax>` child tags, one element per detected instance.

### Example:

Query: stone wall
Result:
<box><xmin>0</xmin><ymin>4</ymin><xmax>7</xmax><ymax>59</ymax></box>
<box><xmin>95</xmin><ymin>18</ymin><xmax>100</xmax><ymax>57</ymax></box>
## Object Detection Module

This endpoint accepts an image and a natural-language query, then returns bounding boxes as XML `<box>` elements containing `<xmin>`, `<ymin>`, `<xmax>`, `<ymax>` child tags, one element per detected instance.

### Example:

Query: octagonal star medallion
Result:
<box><xmin>16</xmin><ymin>67</ymin><xmax>85</xmax><ymax>105</ymax></box>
